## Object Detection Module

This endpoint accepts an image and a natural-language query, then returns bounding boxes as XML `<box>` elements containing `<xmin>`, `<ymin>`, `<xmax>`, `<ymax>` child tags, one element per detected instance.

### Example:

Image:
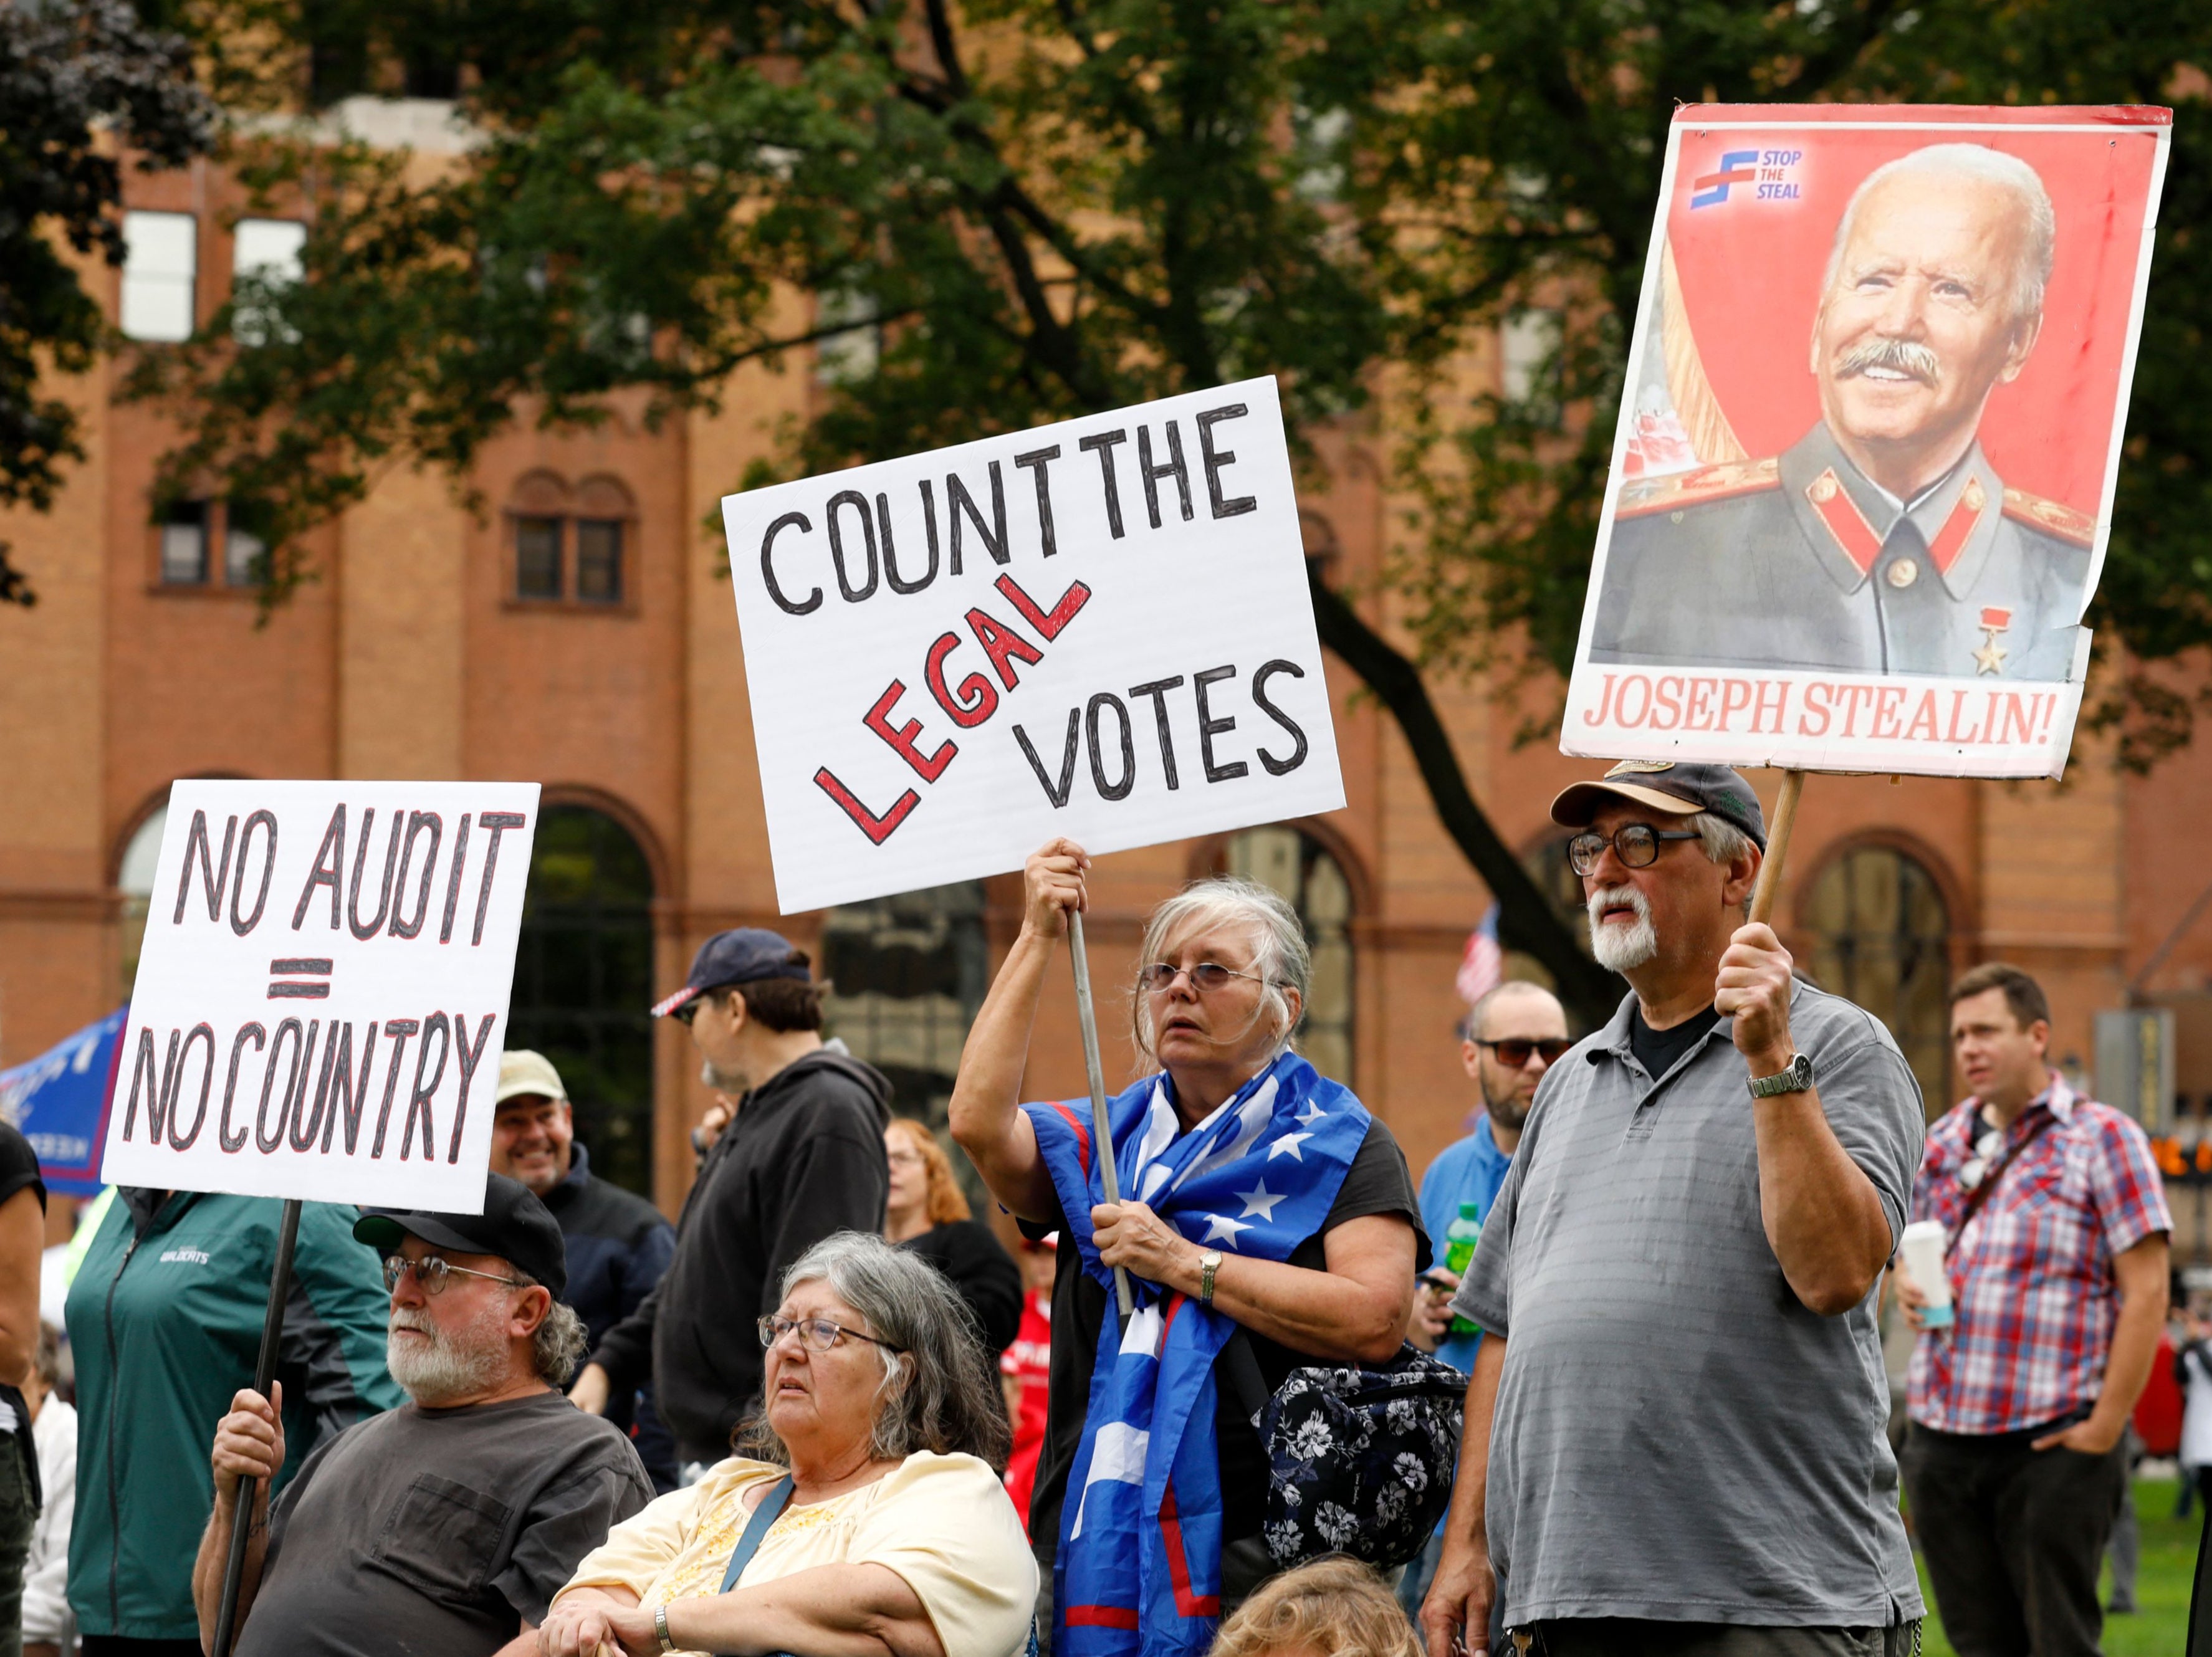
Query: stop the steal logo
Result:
<box><xmin>1691</xmin><ymin>148</ymin><xmax>1804</xmax><ymax>208</ymax></box>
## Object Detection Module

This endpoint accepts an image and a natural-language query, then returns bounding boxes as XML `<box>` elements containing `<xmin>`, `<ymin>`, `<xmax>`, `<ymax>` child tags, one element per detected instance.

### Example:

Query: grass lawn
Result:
<box><xmin>1915</xmin><ymin>1476</ymin><xmax>2198</xmax><ymax>1656</ymax></box>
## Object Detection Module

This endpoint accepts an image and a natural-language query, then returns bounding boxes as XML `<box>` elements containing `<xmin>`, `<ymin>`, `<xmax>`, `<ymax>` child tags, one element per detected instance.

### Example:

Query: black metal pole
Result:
<box><xmin>210</xmin><ymin>1197</ymin><xmax>302</xmax><ymax>1657</ymax></box>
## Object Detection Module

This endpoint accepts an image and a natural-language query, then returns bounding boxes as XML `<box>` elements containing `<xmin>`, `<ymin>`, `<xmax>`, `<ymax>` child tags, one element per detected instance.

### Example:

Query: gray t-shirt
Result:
<box><xmin>1452</xmin><ymin>981</ymin><xmax>1925</xmax><ymax>1628</ymax></box>
<box><xmin>238</xmin><ymin>1391</ymin><xmax>653</xmax><ymax>1656</ymax></box>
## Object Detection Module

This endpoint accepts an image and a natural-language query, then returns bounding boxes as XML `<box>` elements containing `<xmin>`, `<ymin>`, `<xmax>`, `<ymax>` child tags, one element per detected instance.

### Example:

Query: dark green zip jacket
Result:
<box><xmin>63</xmin><ymin>1188</ymin><xmax>400</xmax><ymax>1639</ymax></box>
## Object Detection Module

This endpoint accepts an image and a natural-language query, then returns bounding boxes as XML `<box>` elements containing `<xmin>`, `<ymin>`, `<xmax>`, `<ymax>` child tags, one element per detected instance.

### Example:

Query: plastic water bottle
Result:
<box><xmin>1445</xmin><ymin>1202</ymin><xmax>1483</xmax><ymax>1337</ymax></box>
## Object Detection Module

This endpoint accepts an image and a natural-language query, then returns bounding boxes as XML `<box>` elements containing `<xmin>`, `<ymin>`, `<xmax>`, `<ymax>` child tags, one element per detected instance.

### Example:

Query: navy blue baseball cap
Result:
<box><xmin>354</xmin><ymin>1173</ymin><xmax>568</xmax><ymax>1300</ymax></box>
<box><xmin>1549</xmin><ymin>760</ymin><xmax>1768</xmax><ymax>850</ymax></box>
<box><xmin>651</xmin><ymin>927</ymin><xmax>813</xmax><ymax>1021</ymax></box>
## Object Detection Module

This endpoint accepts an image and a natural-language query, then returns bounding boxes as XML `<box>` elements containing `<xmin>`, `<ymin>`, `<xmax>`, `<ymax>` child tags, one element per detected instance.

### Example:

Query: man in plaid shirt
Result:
<box><xmin>1895</xmin><ymin>963</ymin><xmax>2170</xmax><ymax>1657</ymax></box>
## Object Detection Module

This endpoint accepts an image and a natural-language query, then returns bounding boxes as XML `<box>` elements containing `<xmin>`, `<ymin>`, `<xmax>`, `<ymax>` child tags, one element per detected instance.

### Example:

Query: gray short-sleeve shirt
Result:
<box><xmin>237</xmin><ymin>1391</ymin><xmax>654</xmax><ymax>1656</ymax></box>
<box><xmin>1452</xmin><ymin>981</ymin><xmax>1925</xmax><ymax>1628</ymax></box>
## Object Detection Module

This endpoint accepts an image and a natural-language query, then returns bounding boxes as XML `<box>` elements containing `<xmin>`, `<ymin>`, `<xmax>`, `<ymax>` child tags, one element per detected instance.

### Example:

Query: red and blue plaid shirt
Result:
<box><xmin>1907</xmin><ymin>1073</ymin><xmax>2170</xmax><ymax>1435</ymax></box>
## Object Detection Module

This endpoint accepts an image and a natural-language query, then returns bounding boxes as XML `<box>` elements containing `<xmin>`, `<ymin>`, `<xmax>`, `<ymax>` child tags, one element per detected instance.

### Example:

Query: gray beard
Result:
<box><xmin>1587</xmin><ymin>884</ymin><xmax>1659</xmax><ymax>973</ymax></box>
<box><xmin>386</xmin><ymin>1303</ymin><xmax>509</xmax><ymax>1406</ymax></box>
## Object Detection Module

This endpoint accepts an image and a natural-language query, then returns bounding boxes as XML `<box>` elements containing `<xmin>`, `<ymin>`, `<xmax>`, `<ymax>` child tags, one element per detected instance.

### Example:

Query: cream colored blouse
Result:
<box><xmin>553</xmin><ymin>1452</ymin><xmax>1038</xmax><ymax>1657</ymax></box>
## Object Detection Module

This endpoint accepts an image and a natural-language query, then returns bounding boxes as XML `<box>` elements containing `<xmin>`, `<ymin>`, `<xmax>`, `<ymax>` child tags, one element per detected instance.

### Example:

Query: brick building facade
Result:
<box><xmin>6</xmin><ymin>123</ymin><xmax>2212</xmax><ymax>1238</ymax></box>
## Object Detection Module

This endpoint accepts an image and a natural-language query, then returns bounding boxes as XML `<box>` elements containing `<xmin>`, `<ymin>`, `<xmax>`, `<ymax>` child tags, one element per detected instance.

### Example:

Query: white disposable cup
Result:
<box><xmin>1897</xmin><ymin>1219</ymin><xmax>1953</xmax><ymax>1329</ymax></box>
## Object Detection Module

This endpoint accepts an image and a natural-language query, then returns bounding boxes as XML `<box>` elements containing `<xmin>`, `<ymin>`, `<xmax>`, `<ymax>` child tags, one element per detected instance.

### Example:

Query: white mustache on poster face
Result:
<box><xmin>1835</xmin><ymin>335</ymin><xmax>1942</xmax><ymax>386</ymax></box>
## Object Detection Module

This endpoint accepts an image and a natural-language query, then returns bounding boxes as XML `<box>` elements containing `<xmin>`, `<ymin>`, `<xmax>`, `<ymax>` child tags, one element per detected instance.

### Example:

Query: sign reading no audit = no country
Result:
<box><xmin>722</xmin><ymin>377</ymin><xmax>1346</xmax><ymax>914</ymax></box>
<box><xmin>102</xmin><ymin>780</ymin><xmax>540</xmax><ymax>1213</ymax></box>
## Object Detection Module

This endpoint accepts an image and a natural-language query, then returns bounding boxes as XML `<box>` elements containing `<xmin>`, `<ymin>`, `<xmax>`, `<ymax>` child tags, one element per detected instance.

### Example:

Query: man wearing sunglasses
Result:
<box><xmin>1424</xmin><ymin>760</ymin><xmax>1926</xmax><ymax>1657</ymax></box>
<box><xmin>193</xmin><ymin>1175</ymin><xmax>654</xmax><ymax>1656</ymax></box>
<box><xmin>1397</xmin><ymin>981</ymin><xmax>1568</xmax><ymax>1622</ymax></box>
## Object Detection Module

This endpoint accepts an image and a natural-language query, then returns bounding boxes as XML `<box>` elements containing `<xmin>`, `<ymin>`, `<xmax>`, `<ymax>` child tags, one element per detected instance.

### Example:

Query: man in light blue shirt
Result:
<box><xmin>1399</xmin><ymin>980</ymin><xmax>1569</xmax><ymax>1613</ymax></box>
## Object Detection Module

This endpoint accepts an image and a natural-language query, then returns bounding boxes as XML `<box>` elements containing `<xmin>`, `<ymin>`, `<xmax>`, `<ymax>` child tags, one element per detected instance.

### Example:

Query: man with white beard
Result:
<box><xmin>191</xmin><ymin>1175</ymin><xmax>653</xmax><ymax>1656</ymax></box>
<box><xmin>1421</xmin><ymin>761</ymin><xmax>1927</xmax><ymax>1657</ymax></box>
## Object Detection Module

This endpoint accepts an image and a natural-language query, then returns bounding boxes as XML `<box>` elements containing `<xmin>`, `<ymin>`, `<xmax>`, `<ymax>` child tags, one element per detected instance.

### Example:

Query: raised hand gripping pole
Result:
<box><xmin>1067</xmin><ymin>912</ymin><xmax>1136</xmax><ymax>1318</ymax></box>
<box><xmin>211</xmin><ymin>1196</ymin><xmax>303</xmax><ymax>1657</ymax></box>
<box><xmin>1747</xmin><ymin>770</ymin><xmax>1806</xmax><ymax>927</ymax></box>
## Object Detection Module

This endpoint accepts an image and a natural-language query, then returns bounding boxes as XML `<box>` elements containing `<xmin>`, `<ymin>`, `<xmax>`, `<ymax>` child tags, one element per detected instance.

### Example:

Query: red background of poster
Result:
<box><xmin>1665</xmin><ymin>110</ymin><xmax>2163</xmax><ymax>516</ymax></box>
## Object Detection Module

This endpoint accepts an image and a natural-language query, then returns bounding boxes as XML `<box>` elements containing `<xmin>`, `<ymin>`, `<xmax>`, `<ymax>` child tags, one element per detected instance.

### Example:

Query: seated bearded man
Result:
<box><xmin>194</xmin><ymin>1175</ymin><xmax>655</xmax><ymax>1656</ymax></box>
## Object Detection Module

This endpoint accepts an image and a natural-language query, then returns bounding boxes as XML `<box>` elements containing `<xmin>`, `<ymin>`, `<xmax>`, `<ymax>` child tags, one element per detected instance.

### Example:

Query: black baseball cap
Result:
<box><xmin>1549</xmin><ymin>760</ymin><xmax>1768</xmax><ymax>850</ymax></box>
<box><xmin>353</xmin><ymin>1173</ymin><xmax>568</xmax><ymax>1300</ymax></box>
<box><xmin>650</xmin><ymin>927</ymin><xmax>812</xmax><ymax>1020</ymax></box>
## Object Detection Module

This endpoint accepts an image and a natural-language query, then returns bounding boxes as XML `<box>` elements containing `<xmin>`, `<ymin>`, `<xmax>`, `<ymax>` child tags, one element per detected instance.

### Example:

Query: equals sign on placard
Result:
<box><xmin>268</xmin><ymin>958</ymin><xmax>333</xmax><ymax>1000</ymax></box>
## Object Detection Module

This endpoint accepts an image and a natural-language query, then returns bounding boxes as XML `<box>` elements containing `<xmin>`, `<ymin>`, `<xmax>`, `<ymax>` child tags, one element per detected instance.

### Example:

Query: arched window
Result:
<box><xmin>509</xmin><ymin>806</ymin><xmax>657</xmax><ymax>1195</ymax></box>
<box><xmin>508</xmin><ymin>471</ymin><xmax>634</xmax><ymax>608</ymax></box>
<box><xmin>118</xmin><ymin>805</ymin><xmax>168</xmax><ymax>1001</ymax></box>
<box><xmin>1220</xmin><ymin>827</ymin><xmax>1356</xmax><ymax>1085</ymax></box>
<box><xmin>1803</xmin><ymin>846</ymin><xmax>1953</xmax><ymax>1116</ymax></box>
<box><xmin>821</xmin><ymin>882</ymin><xmax>990</xmax><ymax>1204</ymax></box>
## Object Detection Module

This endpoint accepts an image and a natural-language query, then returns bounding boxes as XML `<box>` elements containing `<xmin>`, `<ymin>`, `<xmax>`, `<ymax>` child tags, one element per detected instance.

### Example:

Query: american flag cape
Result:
<box><xmin>1023</xmin><ymin>1051</ymin><xmax>1370</xmax><ymax>1656</ymax></box>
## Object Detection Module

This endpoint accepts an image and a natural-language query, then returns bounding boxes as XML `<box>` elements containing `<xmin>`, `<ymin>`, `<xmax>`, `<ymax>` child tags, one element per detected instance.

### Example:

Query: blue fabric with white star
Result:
<box><xmin>1023</xmin><ymin>1051</ymin><xmax>1371</xmax><ymax>1657</ymax></box>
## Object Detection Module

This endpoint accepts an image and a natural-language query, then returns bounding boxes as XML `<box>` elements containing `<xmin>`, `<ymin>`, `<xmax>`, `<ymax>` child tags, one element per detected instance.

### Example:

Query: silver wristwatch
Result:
<box><xmin>656</xmin><ymin>1603</ymin><xmax>678</xmax><ymax>1652</ymax></box>
<box><xmin>1748</xmin><ymin>1052</ymin><xmax>1814</xmax><ymax>1098</ymax></box>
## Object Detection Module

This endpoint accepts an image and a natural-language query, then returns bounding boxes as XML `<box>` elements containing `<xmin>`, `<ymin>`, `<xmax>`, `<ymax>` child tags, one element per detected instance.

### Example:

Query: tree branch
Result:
<box><xmin>1305</xmin><ymin>560</ymin><xmax>1622</xmax><ymax>1026</ymax></box>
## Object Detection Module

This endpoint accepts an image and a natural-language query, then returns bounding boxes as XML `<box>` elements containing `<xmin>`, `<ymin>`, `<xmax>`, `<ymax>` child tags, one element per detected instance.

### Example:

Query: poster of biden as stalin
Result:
<box><xmin>1584</xmin><ymin>108</ymin><xmax>2167</xmax><ymax>686</ymax></box>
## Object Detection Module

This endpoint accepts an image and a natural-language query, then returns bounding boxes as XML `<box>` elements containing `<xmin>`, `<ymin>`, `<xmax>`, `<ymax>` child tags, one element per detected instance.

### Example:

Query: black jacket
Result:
<box><xmin>544</xmin><ymin>1144</ymin><xmax>679</xmax><ymax>1486</ymax></box>
<box><xmin>899</xmin><ymin>1219</ymin><xmax>1023</xmax><ymax>1355</ymax></box>
<box><xmin>546</xmin><ymin>1144</ymin><xmax>676</xmax><ymax>1349</ymax></box>
<box><xmin>590</xmin><ymin>1050</ymin><xmax>892</xmax><ymax>1463</ymax></box>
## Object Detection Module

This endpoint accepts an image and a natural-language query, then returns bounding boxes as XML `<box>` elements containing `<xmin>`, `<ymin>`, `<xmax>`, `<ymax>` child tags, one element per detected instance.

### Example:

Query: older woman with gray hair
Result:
<box><xmin>539</xmin><ymin>1232</ymin><xmax>1035</xmax><ymax>1657</ymax></box>
<box><xmin>950</xmin><ymin>838</ymin><xmax>1426</xmax><ymax>1654</ymax></box>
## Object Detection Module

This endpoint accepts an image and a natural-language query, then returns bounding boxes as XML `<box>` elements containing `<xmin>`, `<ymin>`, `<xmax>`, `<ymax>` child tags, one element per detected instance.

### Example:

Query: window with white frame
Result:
<box><xmin>122</xmin><ymin>211</ymin><xmax>198</xmax><ymax>342</ymax></box>
<box><xmin>232</xmin><ymin>218</ymin><xmax>307</xmax><ymax>345</ymax></box>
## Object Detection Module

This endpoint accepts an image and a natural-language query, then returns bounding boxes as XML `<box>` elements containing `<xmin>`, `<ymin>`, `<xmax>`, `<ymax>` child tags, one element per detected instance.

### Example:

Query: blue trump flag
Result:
<box><xmin>0</xmin><ymin>1007</ymin><xmax>126</xmax><ymax>1196</ymax></box>
<box><xmin>1025</xmin><ymin>1051</ymin><xmax>1367</xmax><ymax>1657</ymax></box>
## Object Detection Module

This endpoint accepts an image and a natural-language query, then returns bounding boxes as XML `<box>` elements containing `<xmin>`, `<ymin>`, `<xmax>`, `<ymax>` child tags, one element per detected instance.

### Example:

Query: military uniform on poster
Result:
<box><xmin>1591</xmin><ymin>422</ymin><xmax>2093</xmax><ymax>683</ymax></box>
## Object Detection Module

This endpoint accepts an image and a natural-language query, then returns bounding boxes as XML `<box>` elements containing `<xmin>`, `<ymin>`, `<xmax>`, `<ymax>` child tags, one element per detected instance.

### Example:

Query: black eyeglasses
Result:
<box><xmin>1566</xmin><ymin>823</ymin><xmax>1702</xmax><ymax>876</ymax></box>
<box><xmin>383</xmin><ymin>1255</ymin><xmax>523</xmax><ymax>1296</ymax></box>
<box><xmin>757</xmin><ymin>1315</ymin><xmax>906</xmax><ymax>1354</ymax></box>
<box><xmin>1138</xmin><ymin>962</ymin><xmax>1273</xmax><ymax>994</ymax></box>
<box><xmin>1475</xmin><ymin>1038</ymin><xmax>1573</xmax><ymax>1067</ymax></box>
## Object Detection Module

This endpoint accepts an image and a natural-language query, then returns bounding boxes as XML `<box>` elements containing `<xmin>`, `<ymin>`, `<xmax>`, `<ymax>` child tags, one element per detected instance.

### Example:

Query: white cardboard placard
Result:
<box><xmin>723</xmin><ymin>377</ymin><xmax>1345</xmax><ymax>912</ymax></box>
<box><xmin>102</xmin><ymin>780</ymin><xmax>540</xmax><ymax>1212</ymax></box>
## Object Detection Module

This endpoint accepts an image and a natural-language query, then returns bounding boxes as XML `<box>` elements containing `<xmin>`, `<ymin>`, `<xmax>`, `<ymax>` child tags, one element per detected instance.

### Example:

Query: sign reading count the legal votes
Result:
<box><xmin>101</xmin><ymin>780</ymin><xmax>540</xmax><ymax>1213</ymax></box>
<box><xmin>724</xmin><ymin>377</ymin><xmax>1344</xmax><ymax>913</ymax></box>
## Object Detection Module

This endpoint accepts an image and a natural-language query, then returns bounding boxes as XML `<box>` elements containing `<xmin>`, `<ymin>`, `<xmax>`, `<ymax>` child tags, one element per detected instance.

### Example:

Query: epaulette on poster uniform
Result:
<box><xmin>1616</xmin><ymin>458</ymin><xmax>1782</xmax><ymax>518</ymax></box>
<box><xmin>2000</xmin><ymin>487</ymin><xmax>2095</xmax><ymax>548</ymax></box>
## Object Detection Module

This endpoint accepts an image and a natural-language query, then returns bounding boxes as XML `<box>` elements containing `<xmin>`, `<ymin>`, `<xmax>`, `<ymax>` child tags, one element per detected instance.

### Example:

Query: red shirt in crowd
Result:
<box><xmin>1000</xmin><ymin>1287</ymin><xmax>1052</xmax><ymax>1530</ymax></box>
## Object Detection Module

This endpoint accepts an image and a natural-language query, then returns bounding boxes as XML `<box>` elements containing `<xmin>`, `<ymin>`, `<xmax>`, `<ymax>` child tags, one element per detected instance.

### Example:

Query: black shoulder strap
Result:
<box><xmin>1219</xmin><ymin>1329</ymin><xmax>1271</xmax><ymax>1424</ymax></box>
<box><xmin>719</xmin><ymin>1474</ymin><xmax>795</xmax><ymax>1593</ymax></box>
<box><xmin>1944</xmin><ymin>1109</ymin><xmax>2059</xmax><ymax>1260</ymax></box>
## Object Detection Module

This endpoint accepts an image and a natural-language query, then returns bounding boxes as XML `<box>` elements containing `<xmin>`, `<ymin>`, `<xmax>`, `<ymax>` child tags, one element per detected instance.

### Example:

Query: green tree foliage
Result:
<box><xmin>112</xmin><ymin>0</ymin><xmax>2212</xmax><ymax>1011</ymax></box>
<box><xmin>0</xmin><ymin>0</ymin><xmax>216</xmax><ymax>603</ymax></box>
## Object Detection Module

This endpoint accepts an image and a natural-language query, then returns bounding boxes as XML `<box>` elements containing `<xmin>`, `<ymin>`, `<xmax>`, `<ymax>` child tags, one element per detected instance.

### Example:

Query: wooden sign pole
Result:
<box><xmin>209</xmin><ymin>1197</ymin><xmax>303</xmax><ymax>1657</ymax></box>
<box><xmin>1067</xmin><ymin>912</ymin><xmax>1137</xmax><ymax>1318</ymax></box>
<box><xmin>1748</xmin><ymin>770</ymin><xmax>1807</xmax><ymax>927</ymax></box>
